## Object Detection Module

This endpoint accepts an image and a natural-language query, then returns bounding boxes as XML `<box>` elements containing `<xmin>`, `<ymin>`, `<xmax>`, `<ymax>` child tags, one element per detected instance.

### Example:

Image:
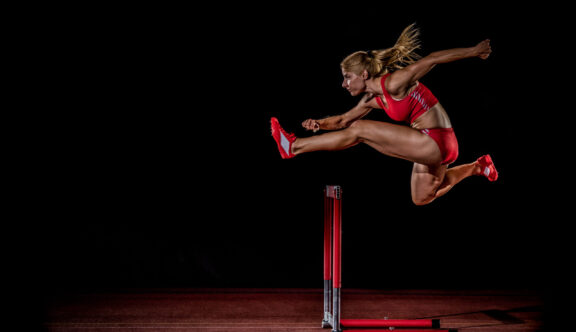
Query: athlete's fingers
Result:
<box><xmin>312</xmin><ymin>122</ymin><xmax>320</xmax><ymax>132</ymax></box>
<box><xmin>302</xmin><ymin>119</ymin><xmax>319</xmax><ymax>131</ymax></box>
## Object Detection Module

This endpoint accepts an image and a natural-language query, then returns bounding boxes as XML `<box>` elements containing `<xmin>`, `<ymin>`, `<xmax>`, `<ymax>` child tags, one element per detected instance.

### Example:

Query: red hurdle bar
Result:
<box><xmin>322</xmin><ymin>185</ymin><xmax>452</xmax><ymax>332</ymax></box>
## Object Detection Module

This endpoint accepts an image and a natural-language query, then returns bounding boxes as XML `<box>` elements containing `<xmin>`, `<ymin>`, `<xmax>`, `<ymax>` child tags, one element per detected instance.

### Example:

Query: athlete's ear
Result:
<box><xmin>361</xmin><ymin>70</ymin><xmax>370</xmax><ymax>80</ymax></box>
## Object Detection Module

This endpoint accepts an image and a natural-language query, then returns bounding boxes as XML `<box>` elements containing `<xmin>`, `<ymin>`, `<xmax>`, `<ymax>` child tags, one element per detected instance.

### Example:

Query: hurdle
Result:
<box><xmin>322</xmin><ymin>185</ymin><xmax>453</xmax><ymax>332</ymax></box>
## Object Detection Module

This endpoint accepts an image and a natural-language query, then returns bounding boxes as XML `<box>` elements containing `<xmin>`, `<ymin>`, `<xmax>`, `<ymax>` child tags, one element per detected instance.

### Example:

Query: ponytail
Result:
<box><xmin>376</xmin><ymin>23</ymin><xmax>422</xmax><ymax>72</ymax></box>
<box><xmin>341</xmin><ymin>23</ymin><xmax>422</xmax><ymax>77</ymax></box>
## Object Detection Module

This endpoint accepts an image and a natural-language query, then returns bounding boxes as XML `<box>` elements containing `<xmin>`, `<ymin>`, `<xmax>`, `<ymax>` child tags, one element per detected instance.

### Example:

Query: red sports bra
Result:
<box><xmin>375</xmin><ymin>73</ymin><xmax>439</xmax><ymax>124</ymax></box>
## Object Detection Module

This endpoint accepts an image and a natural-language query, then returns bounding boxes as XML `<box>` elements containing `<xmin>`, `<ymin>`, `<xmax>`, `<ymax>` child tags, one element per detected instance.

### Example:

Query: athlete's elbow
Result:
<box><xmin>337</xmin><ymin>116</ymin><xmax>354</xmax><ymax>129</ymax></box>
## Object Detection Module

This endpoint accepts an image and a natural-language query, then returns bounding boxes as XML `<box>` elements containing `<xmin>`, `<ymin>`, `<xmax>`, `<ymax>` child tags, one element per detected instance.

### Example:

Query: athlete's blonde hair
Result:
<box><xmin>341</xmin><ymin>23</ymin><xmax>421</xmax><ymax>77</ymax></box>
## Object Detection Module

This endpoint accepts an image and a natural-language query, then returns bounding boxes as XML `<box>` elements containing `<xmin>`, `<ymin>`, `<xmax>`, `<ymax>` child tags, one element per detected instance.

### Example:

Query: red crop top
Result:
<box><xmin>375</xmin><ymin>73</ymin><xmax>438</xmax><ymax>124</ymax></box>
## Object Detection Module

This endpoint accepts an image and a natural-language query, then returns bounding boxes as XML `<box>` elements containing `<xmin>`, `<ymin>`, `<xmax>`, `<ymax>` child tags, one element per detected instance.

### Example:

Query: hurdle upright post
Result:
<box><xmin>323</xmin><ymin>185</ymin><xmax>342</xmax><ymax>332</ymax></box>
<box><xmin>332</xmin><ymin>185</ymin><xmax>342</xmax><ymax>332</ymax></box>
<box><xmin>322</xmin><ymin>185</ymin><xmax>334</xmax><ymax>328</ymax></box>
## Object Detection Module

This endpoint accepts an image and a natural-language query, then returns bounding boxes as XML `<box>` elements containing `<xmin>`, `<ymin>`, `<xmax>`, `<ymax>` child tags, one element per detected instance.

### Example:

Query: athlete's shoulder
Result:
<box><xmin>387</xmin><ymin>70</ymin><xmax>418</xmax><ymax>99</ymax></box>
<box><xmin>360</xmin><ymin>92</ymin><xmax>381</xmax><ymax>109</ymax></box>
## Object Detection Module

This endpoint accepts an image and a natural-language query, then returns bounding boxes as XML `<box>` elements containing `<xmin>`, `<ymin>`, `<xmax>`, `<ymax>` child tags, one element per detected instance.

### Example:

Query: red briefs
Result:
<box><xmin>420</xmin><ymin>128</ymin><xmax>459</xmax><ymax>165</ymax></box>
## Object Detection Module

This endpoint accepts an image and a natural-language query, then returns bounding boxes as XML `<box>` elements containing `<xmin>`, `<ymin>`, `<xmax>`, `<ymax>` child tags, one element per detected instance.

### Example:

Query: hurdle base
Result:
<box><xmin>341</xmin><ymin>318</ymin><xmax>439</xmax><ymax>328</ymax></box>
<box><xmin>345</xmin><ymin>330</ymin><xmax>455</xmax><ymax>332</ymax></box>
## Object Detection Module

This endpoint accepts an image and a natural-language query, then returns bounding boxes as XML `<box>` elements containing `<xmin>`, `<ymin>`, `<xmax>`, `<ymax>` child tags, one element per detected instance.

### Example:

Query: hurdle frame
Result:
<box><xmin>322</xmin><ymin>185</ymin><xmax>452</xmax><ymax>332</ymax></box>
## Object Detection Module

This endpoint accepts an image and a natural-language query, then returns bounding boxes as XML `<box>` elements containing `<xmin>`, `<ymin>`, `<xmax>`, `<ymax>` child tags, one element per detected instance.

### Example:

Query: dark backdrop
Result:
<box><xmin>24</xmin><ymin>3</ymin><xmax>570</xmax><ymax>297</ymax></box>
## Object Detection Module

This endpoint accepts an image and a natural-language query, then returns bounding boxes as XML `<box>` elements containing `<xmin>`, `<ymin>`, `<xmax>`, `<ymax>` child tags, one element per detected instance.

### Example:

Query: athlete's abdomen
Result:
<box><xmin>410</xmin><ymin>103</ymin><xmax>452</xmax><ymax>130</ymax></box>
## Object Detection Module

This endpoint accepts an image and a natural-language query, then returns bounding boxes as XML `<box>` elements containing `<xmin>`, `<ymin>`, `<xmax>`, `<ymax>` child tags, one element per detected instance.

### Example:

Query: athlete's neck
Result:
<box><xmin>364</xmin><ymin>76</ymin><xmax>383</xmax><ymax>96</ymax></box>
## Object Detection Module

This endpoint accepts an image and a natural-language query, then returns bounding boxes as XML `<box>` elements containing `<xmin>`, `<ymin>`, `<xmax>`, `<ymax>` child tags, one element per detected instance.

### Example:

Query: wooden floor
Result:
<box><xmin>41</xmin><ymin>288</ymin><xmax>547</xmax><ymax>331</ymax></box>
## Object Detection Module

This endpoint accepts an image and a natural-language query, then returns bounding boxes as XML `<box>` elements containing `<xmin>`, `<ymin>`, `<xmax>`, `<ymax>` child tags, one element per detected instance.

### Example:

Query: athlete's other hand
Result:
<box><xmin>302</xmin><ymin>119</ymin><xmax>320</xmax><ymax>132</ymax></box>
<box><xmin>474</xmin><ymin>39</ymin><xmax>492</xmax><ymax>60</ymax></box>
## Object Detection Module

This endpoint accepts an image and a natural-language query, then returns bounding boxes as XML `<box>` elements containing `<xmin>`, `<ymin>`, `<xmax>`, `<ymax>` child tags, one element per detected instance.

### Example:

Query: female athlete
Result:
<box><xmin>271</xmin><ymin>24</ymin><xmax>498</xmax><ymax>205</ymax></box>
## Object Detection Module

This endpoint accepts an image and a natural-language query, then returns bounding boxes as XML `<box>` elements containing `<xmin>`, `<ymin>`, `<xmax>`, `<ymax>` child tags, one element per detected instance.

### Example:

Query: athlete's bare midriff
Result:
<box><xmin>410</xmin><ymin>103</ymin><xmax>452</xmax><ymax>130</ymax></box>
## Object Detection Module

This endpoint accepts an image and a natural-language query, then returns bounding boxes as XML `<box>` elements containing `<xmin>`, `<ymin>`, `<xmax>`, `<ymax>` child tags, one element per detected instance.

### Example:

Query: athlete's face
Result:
<box><xmin>341</xmin><ymin>69</ymin><xmax>365</xmax><ymax>96</ymax></box>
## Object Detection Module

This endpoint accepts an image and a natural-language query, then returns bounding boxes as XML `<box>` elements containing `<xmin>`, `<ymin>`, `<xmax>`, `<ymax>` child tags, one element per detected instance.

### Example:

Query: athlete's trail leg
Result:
<box><xmin>411</xmin><ymin>160</ymin><xmax>484</xmax><ymax>205</ymax></box>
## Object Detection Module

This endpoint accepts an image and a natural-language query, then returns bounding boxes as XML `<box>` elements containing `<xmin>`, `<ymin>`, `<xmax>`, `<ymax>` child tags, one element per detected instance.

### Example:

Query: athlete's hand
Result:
<box><xmin>302</xmin><ymin>119</ymin><xmax>320</xmax><ymax>132</ymax></box>
<box><xmin>474</xmin><ymin>39</ymin><xmax>492</xmax><ymax>60</ymax></box>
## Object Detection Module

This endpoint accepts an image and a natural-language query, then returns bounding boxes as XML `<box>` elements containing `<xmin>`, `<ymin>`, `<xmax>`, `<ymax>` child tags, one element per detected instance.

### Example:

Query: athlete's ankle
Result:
<box><xmin>291</xmin><ymin>138</ymin><xmax>301</xmax><ymax>155</ymax></box>
<box><xmin>473</xmin><ymin>160</ymin><xmax>483</xmax><ymax>176</ymax></box>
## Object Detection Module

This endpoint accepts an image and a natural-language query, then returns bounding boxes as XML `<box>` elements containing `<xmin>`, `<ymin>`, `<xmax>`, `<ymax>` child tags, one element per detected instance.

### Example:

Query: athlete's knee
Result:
<box><xmin>411</xmin><ymin>166</ymin><xmax>445</xmax><ymax>205</ymax></box>
<box><xmin>347</xmin><ymin>120</ymin><xmax>368</xmax><ymax>142</ymax></box>
<box><xmin>412</xmin><ymin>196</ymin><xmax>434</xmax><ymax>206</ymax></box>
<box><xmin>411</xmin><ymin>189</ymin><xmax>437</xmax><ymax>206</ymax></box>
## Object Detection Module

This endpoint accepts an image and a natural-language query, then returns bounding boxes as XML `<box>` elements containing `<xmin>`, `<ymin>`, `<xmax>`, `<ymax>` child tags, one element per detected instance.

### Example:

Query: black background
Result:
<box><xmin>19</xmin><ymin>3</ymin><xmax>571</xmax><ymax>305</ymax></box>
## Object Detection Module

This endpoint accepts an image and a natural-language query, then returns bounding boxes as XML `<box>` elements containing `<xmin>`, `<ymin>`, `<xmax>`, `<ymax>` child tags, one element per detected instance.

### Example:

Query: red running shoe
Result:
<box><xmin>477</xmin><ymin>154</ymin><xmax>498</xmax><ymax>181</ymax></box>
<box><xmin>271</xmin><ymin>117</ymin><xmax>296</xmax><ymax>159</ymax></box>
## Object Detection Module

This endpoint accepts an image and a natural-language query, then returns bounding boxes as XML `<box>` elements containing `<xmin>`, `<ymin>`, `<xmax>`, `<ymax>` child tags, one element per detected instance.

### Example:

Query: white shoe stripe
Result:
<box><xmin>280</xmin><ymin>132</ymin><xmax>290</xmax><ymax>155</ymax></box>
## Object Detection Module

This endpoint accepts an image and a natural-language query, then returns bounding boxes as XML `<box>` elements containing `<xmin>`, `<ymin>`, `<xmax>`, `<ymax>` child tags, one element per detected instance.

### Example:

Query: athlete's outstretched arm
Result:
<box><xmin>388</xmin><ymin>39</ymin><xmax>492</xmax><ymax>98</ymax></box>
<box><xmin>302</xmin><ymin>93</ymin><xmax>375</xmax><ymax>131</ymax></box>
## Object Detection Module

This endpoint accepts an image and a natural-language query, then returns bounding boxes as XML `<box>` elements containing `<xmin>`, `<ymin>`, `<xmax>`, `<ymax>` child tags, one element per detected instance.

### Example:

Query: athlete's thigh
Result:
<box><xmin>354</xmin><ymin>120</ymin><xmax>442</xmax><ymax>165</ymax></box>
